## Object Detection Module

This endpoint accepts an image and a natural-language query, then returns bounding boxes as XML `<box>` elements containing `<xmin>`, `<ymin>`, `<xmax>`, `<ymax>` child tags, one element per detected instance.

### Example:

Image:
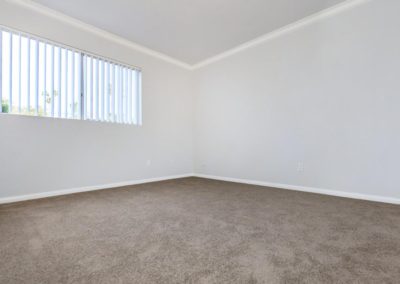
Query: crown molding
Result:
<box><xmin>6</xmin><ymin>0</ymin><xmax>370</xmax><ymax>71</ymax></box>
<box><xmin>191</xmin><ymin>0</ymin><xmax>371</xmax><ymax>70</ymax></box>
<box><xmin>6</xmin><ymin>0</ymin><xmax>192</xmax><ymax>70</ymax></box>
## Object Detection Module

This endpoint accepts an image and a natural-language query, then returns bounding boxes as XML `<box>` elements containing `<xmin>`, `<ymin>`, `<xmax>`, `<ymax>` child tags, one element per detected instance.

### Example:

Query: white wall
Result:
<box><xmin>194</xmin><ymin>0</ymin><xmax>400</xmax><ymax>200</ymax></box>
<box><xmin>0</xmin><ymin>1</ymin><xmax>193</xmax><ymax>198</ymax></box>
<box><xmin>2</xmin><ymin>0</ymin><xmax>399</xmax><ymax>203</ymax></box>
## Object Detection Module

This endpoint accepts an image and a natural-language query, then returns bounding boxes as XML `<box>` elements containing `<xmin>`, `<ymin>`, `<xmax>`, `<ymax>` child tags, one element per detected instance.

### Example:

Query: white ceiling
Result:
<box><xmin>31</xmin><ymin>0</ymin><xmax>346</xmax><ymax>65</ymax></box>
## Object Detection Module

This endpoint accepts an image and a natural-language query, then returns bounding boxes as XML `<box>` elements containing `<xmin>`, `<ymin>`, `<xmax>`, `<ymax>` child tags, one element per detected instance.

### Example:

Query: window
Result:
<box><xmin>0</xmin><ymin>26</ymin><xmax>142</xmax><ymax>125</ymax></box>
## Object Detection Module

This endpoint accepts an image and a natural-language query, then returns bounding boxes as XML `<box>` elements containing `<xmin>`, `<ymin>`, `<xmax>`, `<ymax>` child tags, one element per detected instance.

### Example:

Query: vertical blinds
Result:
<box><xmin>0</xmin><ymin>27</ymin><xmax>142</xmax><ymax>125</ymax></box>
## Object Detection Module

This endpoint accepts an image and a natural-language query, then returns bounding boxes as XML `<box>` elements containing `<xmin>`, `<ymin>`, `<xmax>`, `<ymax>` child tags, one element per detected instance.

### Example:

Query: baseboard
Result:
<box><xmin>2</xmin><ymin>173</ymin><xmax>399</xmax><ymax>206</ymax></box>
<box><xmin>193</xmin><ymin>173</ymin><xmax>400</xmax><ymax>205</ymax></box>
<box><xmin>0</xmin><ymin>173</ymin><xmax>194</xmax><ymax>205</ymax></box>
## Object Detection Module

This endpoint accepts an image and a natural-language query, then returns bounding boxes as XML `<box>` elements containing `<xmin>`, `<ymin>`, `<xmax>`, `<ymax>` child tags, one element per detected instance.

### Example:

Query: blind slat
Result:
<box><xmin>0</xmin><ymin>32</ymin><xmax>2</xmax><ymax>113</ymax></box>
<box><xmin>95</xmin><ymin>58</ymin><xmax>99</xmax><ymax>120</ymax></box>
<box><xmin>137</xmin><ymin>71</ymin><xmax>142</xmax><ymax>125</ymax></box>
<box><xmin>83</xmin><ymin>55</ymin><xmax>87</xmax><ymax>119</ymax></box>
<box><xmin>128</xmin><ymin>69</ymin><xmax>132</xmax><ymax>124</ymax></box>
<box><xmin>58</xmin><ymin>47</ymin><xmax>61</xmax><ymax>117</ymax></box>
<box><xmin>119</xmin><ymin>65</ymin><xmax>122</xmax><ymax>123</ymax></box>
<box><xmin>43</xmin><ymin>44</ymin><xmax>46</xmax><ymax>115</ymax></box>
<box><xmin>71</xmin><ymin>52</ymin><xmax>75</xmax><ymax>118</ymax></box>
<box><xmin>101</xmin><ymin>60</ymin><xmax>105</xmax><ymax>121</ymax></box>
<box><xmin>27</xmin><ymin>38</ymin><xmax>31</xmax><ymax>113</ymax></box>
<box><xmin>107</xmin><ymin>62</ymin><xmax>111</xmax><ymax>121</ymax></box>
<box><xmin>123</xmin><ymin>68</ymin><xmax>127</xmax><ymax>124</ymax></box>
<box><xmin>50</xmin><ymin>45</ymin><xmax>54</xmax><ymax>117</ymax></box>
<box><xmin>65</xmin><ymin>50</ymin><xmax>68</xmax><ymax>118</ymax></box>
<box><xmin>9</xmin><ymin>33</ymin><xmax>13</xmax><ymax>112</ymax></box>
<box><xmin>112</xmin><ymin>64</ymin><xmax>116</xmax><ymax>122</ymax></box>
<box><xmin>78</xmin><ymin>53</ymin><xmax>82</xmax><ymax>119</ymax></box>
<box><xmin>18</xmin><ymin>35</ymin><xmax>21</xmax><ymax>113</ymax></box>
<box><xmin>35</xmin><ymin>40</ymin><xmax>39</xmax><ymax>114</ymax></box>
<box><xmin>90</xmin><ymin>56</ymin><xmax>94</xmax><ymax>119</ymax></box>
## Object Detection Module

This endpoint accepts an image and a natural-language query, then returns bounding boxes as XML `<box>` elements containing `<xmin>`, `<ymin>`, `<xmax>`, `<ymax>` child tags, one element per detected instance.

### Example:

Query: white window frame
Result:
<box><xmin>0</xmin><ymin>25</ymin><xmax>142</xmax><ymax>125</ymax></box>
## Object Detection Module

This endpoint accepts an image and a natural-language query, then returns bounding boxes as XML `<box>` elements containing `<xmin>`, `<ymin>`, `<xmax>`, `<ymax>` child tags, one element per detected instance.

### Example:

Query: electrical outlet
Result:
<box><xmin>297</xmin><ymin>162</ymin><xmax>304</xmax><ymax>172</ymax></box>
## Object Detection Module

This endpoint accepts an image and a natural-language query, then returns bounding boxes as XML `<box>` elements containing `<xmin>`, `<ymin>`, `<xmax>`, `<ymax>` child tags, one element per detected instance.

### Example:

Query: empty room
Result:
<box><xmin>0</xmin><ymin>0</ymin><xmax>399</xmax><ymax>283</ymax></box>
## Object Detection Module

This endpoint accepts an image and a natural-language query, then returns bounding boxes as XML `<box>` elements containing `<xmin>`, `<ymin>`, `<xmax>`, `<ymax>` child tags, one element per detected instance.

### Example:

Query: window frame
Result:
<box><xmin>0</xmin><ymin>25</ymin><xmax>142</xmax><ymax>125</ymax></box>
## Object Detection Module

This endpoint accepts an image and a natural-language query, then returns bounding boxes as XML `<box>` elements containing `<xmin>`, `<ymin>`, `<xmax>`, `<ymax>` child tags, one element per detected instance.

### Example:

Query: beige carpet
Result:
<box><xmin>0</xmin><ymin>177</ymin><xmax>399</xmax><ymax>283</ymax></box>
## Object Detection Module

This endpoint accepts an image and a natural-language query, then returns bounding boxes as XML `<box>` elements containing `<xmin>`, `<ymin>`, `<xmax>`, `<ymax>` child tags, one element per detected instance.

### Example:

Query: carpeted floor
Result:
<box><xmin>0</xmin><ymin>178</ymin><xmax>399</xmax><ymax>284</ymax></box>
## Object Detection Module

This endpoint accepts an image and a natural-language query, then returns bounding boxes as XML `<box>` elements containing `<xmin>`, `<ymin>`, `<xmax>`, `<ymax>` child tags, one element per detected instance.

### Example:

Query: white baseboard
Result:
<box><xmin>2</xmin><ymin>173</ymin><xmax>399</xmax><ymax>206</ymax></box>
<box><xmin>193</xmin><ymin>173</ymin><xmax>400</xmax><ymax>205</ymax></box>
<box><xmin>0</xmin><ymin>173</ymin><xmax>193</xmax><ymax>205</ymax></box>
